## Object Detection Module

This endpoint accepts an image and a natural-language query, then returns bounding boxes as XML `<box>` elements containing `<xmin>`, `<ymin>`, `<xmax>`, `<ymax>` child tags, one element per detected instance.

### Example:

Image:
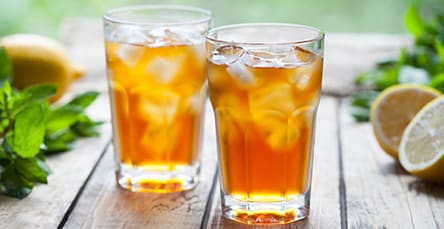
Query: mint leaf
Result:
<box><xmin>68</xmin><ymin>91</ymin><xmax>99</xmax><ymax>109</ymax></box>
<box><xmin>350</xmin><ymin>91</ymin><xmax>379</xmax><ymax>122</ymax></box>
<box><xmin>45</xmin><ymin>105</ymin><xmax>82</xmax><ymax>135</ymax></box>
<box><xmin>44</xmin><ymin>140</ymin><xmax>71</xmax><ymax>154</ymax></box>
<box><xmin>21</xmin><ymin>84</ymin><xmax>57</xmax><ymax>101</ymax></box>
<box><xmin>9</xmin><ymin>103</ymin><xmax>45</xmax><ymax>158</ymax></box>
<box><xmin>44</xmin><ymin>129</ymin><xmax>76</xmax><ymax>153</ymax></box>
<box><xmin>0</xmin><ymin>47</ymin><xmax>12</xmax><ymax>86</ymax></box>
<box><xmin>71</xmin><ymin>114</ymin><xmax>102</xmax><ymax>137</ymax></box>
<box><xmin>15</xmin><ymin>157</ymin><xmax>49</xmax><ymax>184</ymax></box>
<box><xmin>430</xmin><ymin>73</ymin><xmax>444</xmax><ymax>93</ymax></box>
<box><xmin>435</xmin><ymin>39</ymin><xmax>444</xmax><ymax>64</ymax></box>
<box><xmin>404</xmin><ymin>3</ymin><xmax>425</xmax><ymax>38</ymax></box>
<box><xmin>1</xmin><ymin>163</ymin><xmax>33</xmax><ymax>199</ymax></box>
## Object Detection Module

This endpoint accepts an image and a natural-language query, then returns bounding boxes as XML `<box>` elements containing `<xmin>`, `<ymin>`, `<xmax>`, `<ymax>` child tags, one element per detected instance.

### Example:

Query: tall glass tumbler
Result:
<box><xmin>206</xmin><ymin>23</ymin><xmax>324</xmax><ymax>224</ymax></box>
<box><xmin>104</xmin><ymin>5</ymin><xmax>211</xmax><ymax>193</ymax></box>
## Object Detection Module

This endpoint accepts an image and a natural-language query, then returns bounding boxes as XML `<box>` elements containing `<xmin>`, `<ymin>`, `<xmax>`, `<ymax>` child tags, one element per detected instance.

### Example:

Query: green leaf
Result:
<box><xmin>350</xmin><ymin>107</ymin><xmax>371</xmax><ymax>122</ymax></box>
<box><xmin>355</xmin><ymin>71</ymin><xmax>380</xmax><ymax>87</ymax></box>
<box><xmin>435</xmin><ymin>39</ymin><xmax>444</xmax><ymax>64</ymax></box>
<box><xmin>404</xmin><ymin>3</ymin><xmax>425</xmax><ymax>38</ymax></box>
<box><xmin>0</xmin><ymin>164</ymin><xmax>33</xmax><ymax>199</ymax></box>
<box><xmin>351</xmin><ymin>91</ymin><xmax>379</xmax><ymax>108</ymax></box>
<box><xmin>67</xmin><ymin>91</ymin><xmax>99</xmax><ymax>109</ymax></box>
<box><xmin>44</xmin><ymin>140</ymin><xmax>71</xmax><ymax>154</ymax></box>
<box><xmin>44</xmin><ymin>129</ymin><xmax>76</xmax><ymax>154</ymax></box>
<box><xmin>21</xmin><ymin>84</ymin><xmax>57</xmax><ymax>101</ymax></box>
<box><xmin>430</xmin><ymin>73</ymin><xmax>444</xmax><ymax>93</ymax></box>
<box><xmin>71</xmin><ymin>115</ymin><xmax>102</xmax><ymax>137</ymax></box>
<box><xmin>15</xmin><ymin>157</ymin><xmax>49</xmax><ymax>184</ymax></box>
<box><xmin>0</xmin><ymin>47</ymin><xmax>12</xmax><ymax>86</ymax></box>
<box><xmin>9</xmin><ymin>103</ymin><xmax>45</xmax><ymax>158</ymax></box>
<box><xmin>376</xmin><ymin>68</ymin><xmax>399</xmax><ymax>90</ymax></box>
<box><xmin>350</xmin><ymin>91</ymin><xmax>379</xmax><ymax>122</ymax></box>
<box><xmin>45</xmin><ymin>105</ymin><xmax>83</xmax><ymax>135</ymax></box>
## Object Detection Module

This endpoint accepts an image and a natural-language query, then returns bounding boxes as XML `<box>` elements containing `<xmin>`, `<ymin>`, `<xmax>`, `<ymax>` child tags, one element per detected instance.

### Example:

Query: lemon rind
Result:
<box><xmin>399</xmin><ymin>96</ymin><xmax>444</xmax><ymax>173</ymax></box>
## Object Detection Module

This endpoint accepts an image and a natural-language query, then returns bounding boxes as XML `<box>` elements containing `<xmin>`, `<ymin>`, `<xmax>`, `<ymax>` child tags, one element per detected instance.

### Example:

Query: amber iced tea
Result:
<box><xmin>104</xmin><ymin>6</ymin><xmax>211</xmax><ymax>192</ymax></box>
<box><xmin>206</xmin><ymin>24</ymin><xmax>324</xmax><ymax>224</ymax></box>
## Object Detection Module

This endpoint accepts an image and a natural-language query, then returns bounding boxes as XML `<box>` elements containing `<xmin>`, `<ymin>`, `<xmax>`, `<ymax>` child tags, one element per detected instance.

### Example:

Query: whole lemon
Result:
<box><xmin>1</xmin><ymin>34</ymin><xmax>84</xmax><ymax>102</ymax></box>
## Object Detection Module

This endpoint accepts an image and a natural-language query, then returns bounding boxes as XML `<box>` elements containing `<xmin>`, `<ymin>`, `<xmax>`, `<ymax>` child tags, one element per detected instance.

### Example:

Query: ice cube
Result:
<box><xmin>249</xmin><ymin>83</ymin><xmax>296</xmax><ymax>116</ymax></box>
<box><xmin>146</xmin><ymin>55</ymin><xmax>186</xmax><ymax>84</ymax></box>
<box><xmin>129</xmin><ymin>86</ymin><xmax>180</xmax><ymax>125</ymax></box>
<box><xmin>107</xmin><ymin>26</ymin><xmax>150</xmax><ymax>44</ymax></box>
<box><xmin>243</xmin><ymin>50</ymin><xmax>280</xmax><ymax>68</ymax></box>
<box><xmin>186</xmin><ymin>86</ymin><xmax>205</xmax><ymax>113</ymax></box>
<box><xmin>190</xmin><ymin>42</ymin><xmax>206</xmax><ymax>67</ymax></box>
<box><xmin>211</xmin><ymin>45</ymin><xmax>245</xmax><ymax>65</ymax></box>
<box><xmin>294</xmin><ymin>46</ymin><xmax>316</xmax><ymax>64</ymax></box>
<box><xmin>289</xmin><ymin>56</ymin><xmax>322</xmax><ymax>91</ymax></box>
<box><xmin>226</xmin><ymin>59</ymin><xmax>256</xmax><ymax>87</ymax></box>
<box><xmin>140</xmin><ymin>119</ymin><xmax>178</xmax><ymax>156</ymax></box>
<box><xmin>287</xmin><ymin>106</ymin><xmax>315</xmax><ymax>145</ymax></box>
<box><xmin>116</xmin><ymin>44</ymin><xmax>145</xmax><ymax>67</ymax></box>
<box><xmin>252</xmin><ymin>110</ymin><xmax>288</xmax><ymax>151</ymax></box>
<box><xmin>257</xmin><ymin>46</ymin><xmax>316</xmax><ymax>68</ymax></box>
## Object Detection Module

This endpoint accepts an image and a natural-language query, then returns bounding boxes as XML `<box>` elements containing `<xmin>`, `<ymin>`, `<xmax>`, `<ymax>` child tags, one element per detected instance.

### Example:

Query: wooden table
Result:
<box><xmin>1</xmin><ymin>22</ymin><xmax>443</xmax><ymax>228</ymax></box>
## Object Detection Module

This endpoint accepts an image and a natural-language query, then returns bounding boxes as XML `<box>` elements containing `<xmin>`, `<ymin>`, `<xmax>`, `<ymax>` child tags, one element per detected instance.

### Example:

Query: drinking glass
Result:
<box><xmin>206</xmin><ymin>23</ymin><xmax>324</xmax><ymax>224</ymax></box>
<box><xmin>103</xmin><ymin>5</ymin><xmax>211</xmax><ymax>193</ymax></box>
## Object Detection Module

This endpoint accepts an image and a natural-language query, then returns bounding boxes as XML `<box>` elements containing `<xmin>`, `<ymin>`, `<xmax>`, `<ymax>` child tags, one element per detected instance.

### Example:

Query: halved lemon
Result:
<box><xmin>370</xmin><ymin>84</ymin><xmax>440</xmax><ymax>159</ymax></box>
<box><xmin>399</xmin><ymin>96</ymin><xmax>444</xmax><ymax>181</ymax></box>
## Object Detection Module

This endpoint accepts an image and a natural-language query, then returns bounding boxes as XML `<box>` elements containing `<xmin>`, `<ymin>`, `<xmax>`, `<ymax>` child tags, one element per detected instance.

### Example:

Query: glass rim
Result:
<box><xmin>103</xmin><ymin>4</ymin><xmax>212</xmax><ymax>26</ymax></box>
<box><xmin>206</xmin><ymin>23</ymin><xmax>324</xmax><ymax>46</ymax></box>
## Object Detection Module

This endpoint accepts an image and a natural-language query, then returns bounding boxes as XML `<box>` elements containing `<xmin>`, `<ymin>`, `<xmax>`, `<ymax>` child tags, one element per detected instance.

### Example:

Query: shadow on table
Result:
<box><xmin>379</xmin><ymin>160</ymin><xmax>444</xmax><ymax>199</ymax></box>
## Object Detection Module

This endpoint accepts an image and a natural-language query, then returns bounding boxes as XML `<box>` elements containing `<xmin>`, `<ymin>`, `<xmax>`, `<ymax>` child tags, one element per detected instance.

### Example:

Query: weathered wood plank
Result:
<box><xmin>0</xmin><ymin>95</ymin><xmax>111</xmax><ymax>229</ymax></box>
<box><xmin>207</xmin><ymin>96</ymin><xmax>342</xmax><ymax>228</ymax></box>
<box><xmin>63</xmin><ymin>103</ymin><xmax>218</xmax><ymax>229</ymax></box>
<box><xmin>339</xmin><ymin>98</ymin><xmax>444</xmax><ymax>229</ymax></box>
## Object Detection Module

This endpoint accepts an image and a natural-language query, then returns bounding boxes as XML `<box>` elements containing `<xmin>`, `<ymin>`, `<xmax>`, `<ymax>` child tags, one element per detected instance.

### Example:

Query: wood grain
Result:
<box><xmin>207</xmin><ymin>96</ymin><xmax>342</xmax><ymax>228</ymax></box>
<box><xmin>63</xmin><ymin>104</ymin><xmax>219</xmax><ymax>229</ymax></box>
<box><xmin>339</xmin><ymin>98</ymin><xmax>444</xmax><ymax>229</ymax></box>
<box><xmin>0</xmin><ymin>97</ymin><xmax>111</xmax><ymax>229</ymax></box>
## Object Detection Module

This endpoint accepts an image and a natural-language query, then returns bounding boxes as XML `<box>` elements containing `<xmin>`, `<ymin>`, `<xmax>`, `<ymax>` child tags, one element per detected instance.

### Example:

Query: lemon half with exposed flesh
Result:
<box><xmin>370</xmin><ymin>84</ymin><xmax>441</xmax><ymax>159</ymax></box>
<box><xmin>399</xmin><ymin>96</ymin><xmax>444</xmax><ymax>181</ymax></box>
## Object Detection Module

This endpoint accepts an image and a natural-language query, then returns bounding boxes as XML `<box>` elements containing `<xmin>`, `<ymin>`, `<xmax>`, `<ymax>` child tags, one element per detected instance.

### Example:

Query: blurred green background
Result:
<box><xmin>1</xmin><ymin>0</ymin><xmax>443</xmax><ymax>37</ymax></box>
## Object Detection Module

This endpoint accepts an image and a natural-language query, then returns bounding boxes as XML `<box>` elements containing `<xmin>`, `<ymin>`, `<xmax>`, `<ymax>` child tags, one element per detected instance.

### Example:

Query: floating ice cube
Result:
<box><xmin>116</xmin><ymin>44</ymin><xmax>145</xmax><ymax>67</ymax></box>
<box><xmin>252</xmin><ymin>110</ymin><xmax>288</xmax><ymax>151</ymax></box>
<box><xmin>107</xmin><ymin>26</ymin><xmax>150</xmax><ymax>44</ymax></box>
<box><xmin>243</xmin><ymin>50</ymin><xmax>279</xmax><ymax>67</ymax></box>
<box><xmin>226</xmin><ymin>59</ymin><xmax>256</xmax><ymax>87</ymax></box>
<box><xmin>190</xmin><ymin>42</ymin><xmax>206</xmax><ymax>67</ymax></box>
<box><xmin>249</xmin><ymin>83</ymin><xmax>296</xmax><ymax>116</ymax></box>
<box><xmin>144</xmin><ymin>27</ymin><xmax>204</xmax><ymax>46</ymax></box>
<box><xmin>186</xmin><ymin>86</ymin><xmax>205</xmax><ymax>113</ymax></box>
<box><xmin>246</xmin><ymin>46</ymin><xmax>316</xmax><ymax>68</ymax></box>
<box><xmin>291</xmin><ymin>71</ymin><xmax>311</xmax><ymax>90</ymax></box>
<box><xmin>146</xmin><ymin>55</ymin><xmax>186</xmax><ymax>84</ymax></box>
<box><xmin>289</xmin><ymin>55</ymin><xmax>321</xmax><ymax>91</ymax></box>
<box><xmin>211</xmin><ymin>45</ymin><xmax>245</xmax><ymax>65</ymax></box>
<box><xmin>130</xmin><ymin>87</ymin><xmax>180</xmax><ymax>125</ymax></box>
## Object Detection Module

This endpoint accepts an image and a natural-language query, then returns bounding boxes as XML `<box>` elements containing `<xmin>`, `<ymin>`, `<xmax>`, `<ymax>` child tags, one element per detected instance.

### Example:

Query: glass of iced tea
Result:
<box><xmin>103</xmin><ymin>5</ymin><xmax>211</xmax><ymax>193</ymax></box>
<box><xmin>206</xmin><ymin>23</ymin><xmax>324</xmax><ymax>224</ymax></box>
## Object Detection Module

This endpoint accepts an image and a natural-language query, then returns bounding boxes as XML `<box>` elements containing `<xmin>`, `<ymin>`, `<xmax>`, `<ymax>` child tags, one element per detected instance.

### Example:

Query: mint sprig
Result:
<box><xmin>351</xmin><ymin>3</ymin><xmax>444</xmax><ymax>122</ymax></box>
<box><xmin>0</xmin><ymin>47</ymin><xmax>101</xmax><ymax>199</ymax></box>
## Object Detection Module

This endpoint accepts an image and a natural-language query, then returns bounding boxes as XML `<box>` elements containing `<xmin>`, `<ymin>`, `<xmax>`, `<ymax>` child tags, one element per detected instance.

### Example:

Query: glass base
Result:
<box><xmin>221</xmin><ymin>191</ymin><xmax>310</xmax><ymax>224</ymax></box>
<box><xmin>116</xmin><ymin>163</ymin><xmax>199</xmax><ymax>193</ymax></box>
